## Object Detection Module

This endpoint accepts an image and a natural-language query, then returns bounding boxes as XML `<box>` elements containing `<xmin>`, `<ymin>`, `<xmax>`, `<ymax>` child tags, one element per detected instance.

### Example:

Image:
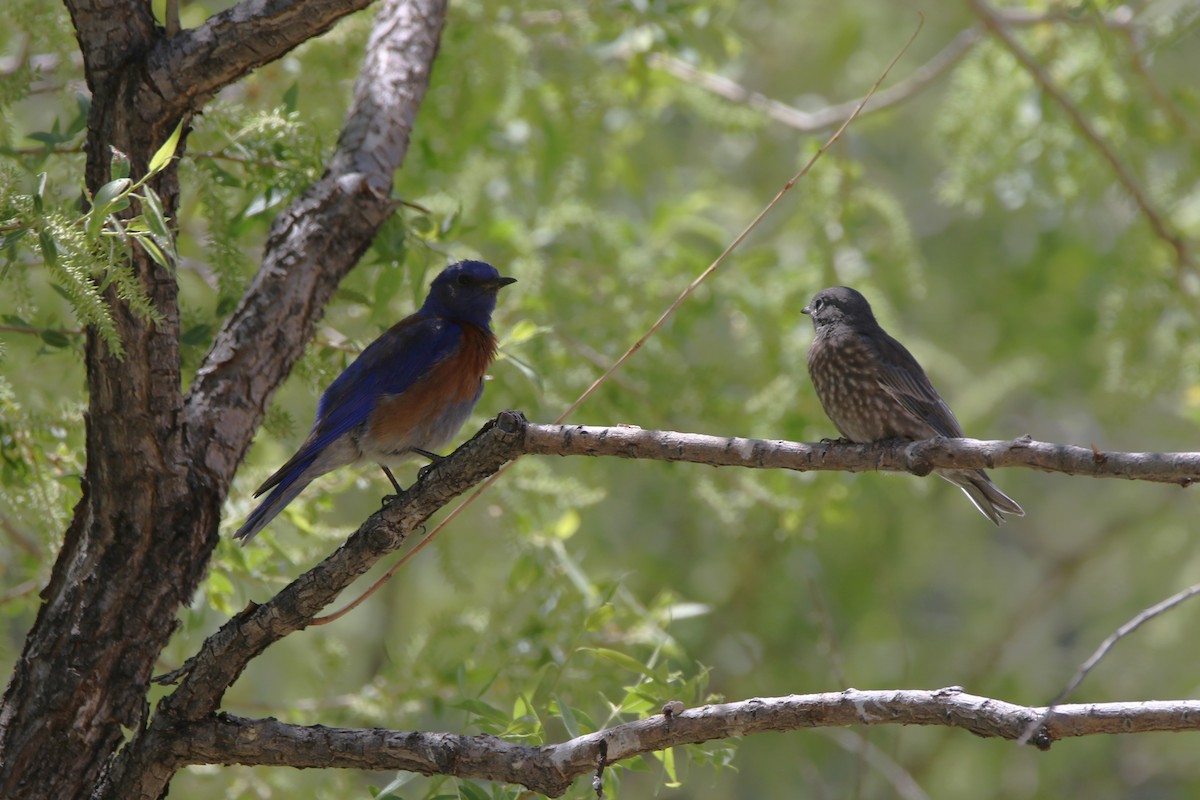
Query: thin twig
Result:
<box><xmin>969</xmin><ymin>0</ymin><xmax>1192</xmax><ymax>272</ymax></box>
<box><xmin>0</xmin><ymin>579</ymin><xmax>42</xmax><ymax>605</ymax></box>
<box><xmin>650</xmin><ymin>25</ymin><xmax>975</xmax><ymax>133</ymax></box>
<box><xmin>3</xmin><ymin>145</ymin><xmax>84</xmax><ymax>157</ymax></box>
<box><xmin>0</xmin><ymin>324</ymin><xmax>84</xmax><ymax>337</ymax></box>
<box><xmin>311</xmin><ymin>17</ymin><xmax>927</xmax><ymax>624</ymax></box>
<box><xmin>1019</xmin><ymin>582</ymin><xmax>1200</xmax><ymax>745</ymax></box>
<box><xmin>188</xmin><ymin>150</ymin><xmax>291</xmax><ymax>171</ymax></box>
<box><xmin>1114</xmin><ymin>18</ymin><xmax>1200</xmax><ymax>143</ymax></box>
<box><xmin>822</xmin><ymin>729</ymin><xmax>930</xmax><ymax>800</ymax></box>
<box><xmin>165</xmin><ymin>0</ymin><xmax>180</xmax><ymax>38</ymax></box>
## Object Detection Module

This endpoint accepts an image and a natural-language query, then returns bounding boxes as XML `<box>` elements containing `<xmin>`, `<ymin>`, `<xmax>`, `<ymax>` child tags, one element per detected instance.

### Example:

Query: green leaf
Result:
<box><xmin>138</xmin><ymin>237</ymin><xmax>171</xmax><ymax>269</ymax></box>
<box><xmin>33</xmin><ymin>173</ymin><xmax>47</xmax><ymax>213</ymax></box>
<box><xmin>180</xmin><ymin>324</ymin><xmax>212</xmax><ymax>347</ymax></box>
<box><xmin>27</xmin><ymin>130</ymin><xmax>70</xmax><ymax>146</ymax></box>
<box><xmin>584</xmin><ymin>603</ymin><xmax>614</xmax><ymax>631</ymax></box>
<box><xmin>502</xmin><ymin>319</ymin><xmax>543</xmax><ymax>346</ymax></box>
<box><xmin>39</xmin><ymin>330</ymin><xmax>71</xmax><ymax>349</ymax></box>
<box><xmin>110</xmin><ymin>148</ymin><xmax>131</xmax><ymax>181</ymax></box>
<box><xmin>0</xmin><ymin>227</ymin><xmax>29</xmax><ymax>251</ymax></box>
<box><xmin>511</xmin><ymin>693</ymin><xmax>535</xmax><ymax>721</ymax></box>
<box><xmin>582</xmin><ymin>647</ymin><xmax>654</xmax><ymax>677</ymax></box>
<box><xmin>372</xmin><ymin>772</ymin><xmax>416</xmax><ymax>799</ymax></box>
<box><xmin>552</xmin><ymin>509</ymin><xmax>580</xmax><ymax>540</ymax></box>
<box><xmin>204</xmin><ymin>571</ymin><xmax>236</xmax><ymax>615</ymax></box>
<box><xmin>94</xmin><ymin>178</ymin><xmax>131</xmax><ymax>212</ymax></box>
<box><xmin>452</xmin><ymin>698</ymin><xmax>509</xmax><ymax>728</ymax></box>
<box><xmin>372</xmin><ymin>262</ymin><xmax>406</xmax><ymax>317</ymax></box>
<box><xmin>37</xmin><ymin>230</ymin><xmax>57</xmax><ymax>266</ymax></box>
<box><xmin>148</xmin><ymin>121</ymin><xmax>184</xmax><ymax>175</ymax></box>
<box><xmin>282</xmin><ymin>82</ymin><xmax>299</xmax><ymax>114</ymax></box>
<box><xmin>141</xmin><ymin>186</ymin><xmax>168</xmax><ymax>233</ymax></box>
<box><xmin>456</xmin><ymin>781</ymin><xmax>489</xmax><ymax>800</ymax></box>
<box><xmin>242</xmin><ymin>186</ymin><xmax>287</xmax><ymax>218</ymax></box>
<box><xmin>553</xmin><ymin>693</ymin><xmax>581</xmax><ymax>739</ymax></box>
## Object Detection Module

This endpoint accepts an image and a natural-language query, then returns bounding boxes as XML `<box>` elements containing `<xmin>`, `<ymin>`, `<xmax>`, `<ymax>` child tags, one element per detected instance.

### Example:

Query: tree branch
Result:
<box><xmin>178</xmin><ymin>690</ymin><xmax>1200</xmax><ymax>797</ymax></box>
<box><xmin>520</xmin><ymin>422</ymin><xmax>1200</xmax><ymax>486</ymax></box>
<box><xmin>649</xmin><ymin>26</ymin><xmax>980</xmax><ymax>133</ymax></box>
<box><xmin>108</xmin><ymin>413</ymin><xmax>522</xmax><ymax>799</ymax></box>
<box><xmin>92</xmin><ymin>3</ymin><xmax>449</xmax><ymax>797</ymax></box>
<box><xmin>61</xmin><ymin>0</ymin><xmax>157</xmax><ymax>85</ymax></box>
<box><xmin>149</xmin><ymin>0</ymin><xmax>373</xmax><ymax>114</ymax></box>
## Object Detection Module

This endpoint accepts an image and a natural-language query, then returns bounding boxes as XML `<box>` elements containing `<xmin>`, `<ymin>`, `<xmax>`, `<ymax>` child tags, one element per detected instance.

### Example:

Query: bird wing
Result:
<box><xmin>254</xmin><ymin>315</ymin><xmax>462</xmax><ymax>495</ymax></box>
<box><xmin>871</xmin><ymin>331</ymin><xmax>966</xmax><ymax>438</ymax></box>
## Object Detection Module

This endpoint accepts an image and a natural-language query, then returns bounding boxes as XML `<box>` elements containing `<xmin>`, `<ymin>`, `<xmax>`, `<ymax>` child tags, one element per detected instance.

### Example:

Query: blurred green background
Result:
<box><xmin>4</xmin><ymin>0</ymin><xmax>1200</xmax><ymax>797</ymax></box>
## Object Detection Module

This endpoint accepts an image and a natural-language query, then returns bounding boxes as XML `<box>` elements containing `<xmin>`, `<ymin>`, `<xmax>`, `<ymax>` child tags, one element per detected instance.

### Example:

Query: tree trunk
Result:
<box><xmin>0</xmin><ymin>0</ymin><xmax>447</xmax><ymax>795</ymax></box>
<box><xmin>0</xmin><ymin>4</ymin><xmax>215</xmax><ymax>796</ymax></box>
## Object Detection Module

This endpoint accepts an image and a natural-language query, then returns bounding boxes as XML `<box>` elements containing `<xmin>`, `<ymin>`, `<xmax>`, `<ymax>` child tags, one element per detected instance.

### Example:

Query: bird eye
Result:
<box><xmin>812</xmin><ymin>297</ymin><xmax>824</xmax><ymax>310</ymax></box>
<box><xmin>456</xmin><ymin>274</ymin><xmax>473</xmax><ymax>287</ymax></box>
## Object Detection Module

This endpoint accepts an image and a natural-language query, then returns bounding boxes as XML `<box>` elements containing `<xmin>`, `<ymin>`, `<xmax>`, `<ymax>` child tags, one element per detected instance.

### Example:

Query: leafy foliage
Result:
<box><xmin>6</xmin><ymin>1</ymin><xmax>1200</xmax><ymax>798</ymax></box>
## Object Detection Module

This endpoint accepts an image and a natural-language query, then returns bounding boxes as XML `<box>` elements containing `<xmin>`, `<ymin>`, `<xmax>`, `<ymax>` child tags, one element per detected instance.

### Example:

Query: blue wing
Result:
<box><xmin>254</xmin><ymin>315</ymin><xmax>462</xmax><ymax>496</ymax></box>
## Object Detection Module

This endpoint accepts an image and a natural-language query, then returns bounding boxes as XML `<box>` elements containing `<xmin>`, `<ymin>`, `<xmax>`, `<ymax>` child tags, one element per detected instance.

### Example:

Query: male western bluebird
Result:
<box><xmin>802</xmin><ymin>286</ymin><xmax>1023</xmax><ymax>525</ymax></box>
<box><xmin>234</xmin><ymin>260</ymin><xmax>516</xmax><ymax>543</ymax></box>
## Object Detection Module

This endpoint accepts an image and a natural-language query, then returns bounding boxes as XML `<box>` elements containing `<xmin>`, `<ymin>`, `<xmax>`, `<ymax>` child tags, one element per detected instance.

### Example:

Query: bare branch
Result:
<box><xmin>521</xmin><ymin>423</ymin><xmax>1200</xmax><ymax>486</ymax></box>
<box><xmin>311</xmin><ymin>413</ymin><xmax>1200</xmax><ymax>622</ymax></box>
<box><xmin>148</xmin><ymin>0</ymin><xmax>373</xmax><ymax>114</ymax></box>
<box><xmin>180</xmin><ymin>690</ymin><xmax>1200</xmax><ymax>797</ymax></box>
<box><xmin>649</xmin><ymin>26</ymin><xmax>979</xmax><ymax>133</ymax></box>
<box><xmin>106</xmin><ymin>413</ymin><xmax>516</xmax><ymax>797</ymax></box>
<box><xmin>1022</xmin><ymin>582</ymin><xmax>1200</xmax><ymax>743</ymax></box>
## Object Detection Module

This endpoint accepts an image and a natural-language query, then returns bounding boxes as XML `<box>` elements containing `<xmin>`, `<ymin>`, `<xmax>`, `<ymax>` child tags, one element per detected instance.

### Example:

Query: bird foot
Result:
<box><xmin>819</xmin><ymin>436</ymin><xmax>853</xmax><ymax>445</ymax></box>
<box><xmin>413</xmin><ymin>448</ymin><xmax>445</xmax><ymax>482</ymax></box>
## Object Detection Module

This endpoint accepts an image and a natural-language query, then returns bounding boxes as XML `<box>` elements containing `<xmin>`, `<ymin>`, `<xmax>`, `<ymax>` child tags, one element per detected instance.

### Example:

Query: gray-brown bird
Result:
<box><xmin>801</xmin><ymin>286</ymin><xmax>1023</xmax><ymax>524</ymax></box>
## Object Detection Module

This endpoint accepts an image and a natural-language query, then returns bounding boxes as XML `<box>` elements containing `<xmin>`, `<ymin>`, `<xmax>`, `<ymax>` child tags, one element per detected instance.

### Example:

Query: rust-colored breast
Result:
<box><xmin>365</xmin><ymin>323</ymin><xmax>498</xmax><ymax>452</ymax></box>
<box><xmin>442</xmin><ymin>322</ymin><xmax>499</xmax><ymax>402</ymax></box>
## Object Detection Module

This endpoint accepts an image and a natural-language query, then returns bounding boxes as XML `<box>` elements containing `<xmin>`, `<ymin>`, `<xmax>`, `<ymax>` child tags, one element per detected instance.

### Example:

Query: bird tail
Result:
<box><xmin>938</xmin><ymin>469</ymin><xmax>1024</xmax><ymax>526</ymax></box>
<box><xmin>233</xmin><ymin>474</ymin><xmax>314</xmax><ymax>544</ymax></box>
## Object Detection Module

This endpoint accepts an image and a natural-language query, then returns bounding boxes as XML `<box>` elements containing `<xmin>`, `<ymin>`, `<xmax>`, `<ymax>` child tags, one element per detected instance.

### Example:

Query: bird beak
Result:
<box><xmin>490</xmin><ymin>276</ymin><xmax>517</xmax><ymax>290</ymax></box>
<box><xmin>801</xmin><ymin>305</ymin><xmax>812</xmax><ymax>315</ymax></box>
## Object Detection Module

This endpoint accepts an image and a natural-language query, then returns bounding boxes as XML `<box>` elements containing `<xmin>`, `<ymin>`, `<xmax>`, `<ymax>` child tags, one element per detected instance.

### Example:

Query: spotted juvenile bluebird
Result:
<box><xmin>234</xmin><ymin>260</ymin><xmax>516</xmax><ymax>543</ymax></box>
<box><xmin>802</xmin><ymin>286</ymin><xmax>1023</xmax><ymax>524</ymax></box>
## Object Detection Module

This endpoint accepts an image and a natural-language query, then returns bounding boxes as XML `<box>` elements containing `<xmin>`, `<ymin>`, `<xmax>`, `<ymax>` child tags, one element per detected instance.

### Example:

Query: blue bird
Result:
<box><xmin>234</xmin><ymin>260</ymin><xmax>516</xmax><ymax>543</ymax></box>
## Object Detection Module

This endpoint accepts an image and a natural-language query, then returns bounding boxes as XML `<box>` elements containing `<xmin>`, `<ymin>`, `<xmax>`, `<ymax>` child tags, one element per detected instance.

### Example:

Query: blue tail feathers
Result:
<box><xmin>233</xmin><ymin>468</ymin><xmax>313</xmax><ymax>544</ymax></box>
